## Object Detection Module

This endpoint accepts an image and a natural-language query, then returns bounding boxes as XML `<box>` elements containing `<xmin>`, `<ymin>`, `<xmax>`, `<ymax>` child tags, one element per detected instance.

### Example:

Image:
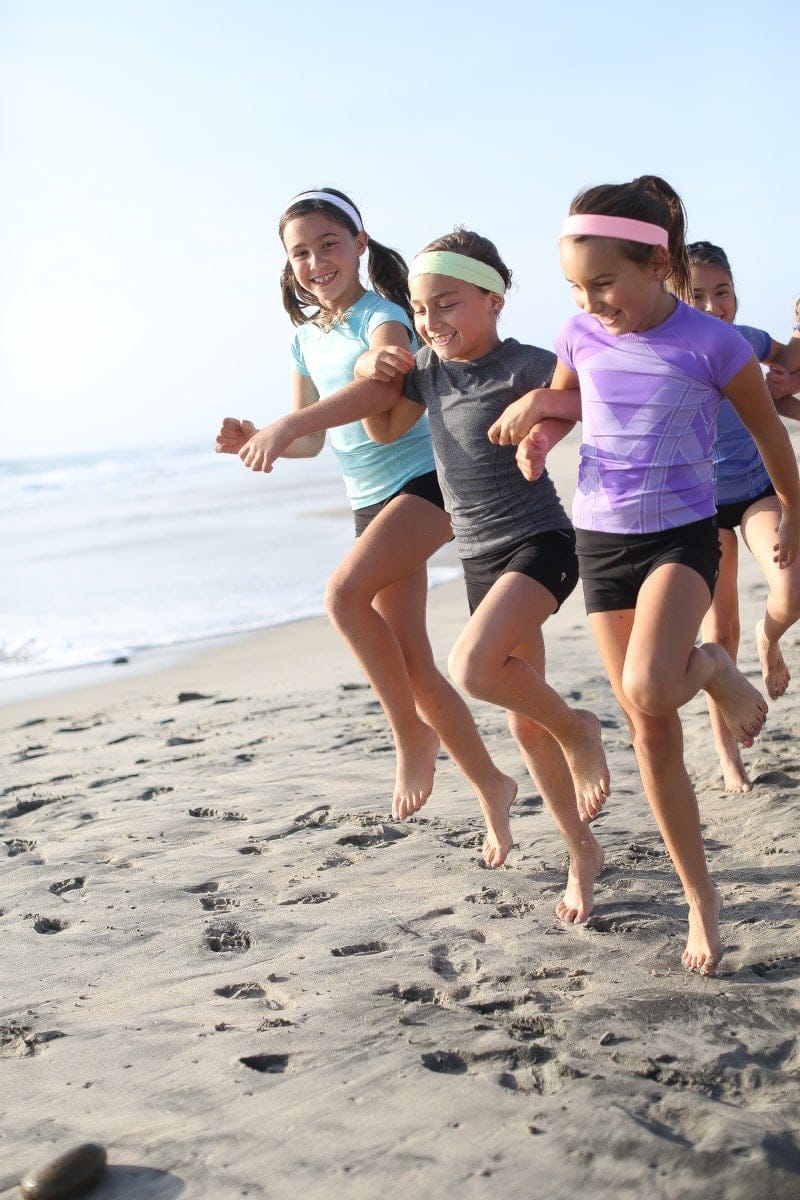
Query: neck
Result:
<box><xmin>324</xmin><ymin>281</ymin><xmax>366</xmax><ymax>320</ymax></box>
<box><xmin>637</xmin><ymin>289</ymin><xmax>677</xmax><ymax>332</ymax></box>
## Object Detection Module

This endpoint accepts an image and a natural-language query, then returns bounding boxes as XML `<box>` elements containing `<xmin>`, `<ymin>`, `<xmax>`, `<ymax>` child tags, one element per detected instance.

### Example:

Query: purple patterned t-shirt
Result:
<box><xmin>555</xmin><ymin>302</ymin><xmax>753</xmax><ymax>534</ymax></box>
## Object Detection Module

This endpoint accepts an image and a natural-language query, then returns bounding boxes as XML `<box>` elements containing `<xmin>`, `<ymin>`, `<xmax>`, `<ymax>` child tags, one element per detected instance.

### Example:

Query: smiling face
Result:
<box><xmin>282</xmin><ymin>211</ymin><xmax>367</xmax><ymax>315</ymax></box>
<box><xmin>409</xmin><ymin>273</ymin><xmax>502</xmax><ymax>361</ymax></box>
<box><xmin>689</xmin><ymin>262</ymin><xmax>737</xmax><ymax>324</ymax></box>
<box><xmin>560</xmin><ymin>236</ymin><xmax>674</xmax><ymax>335</ymax></box>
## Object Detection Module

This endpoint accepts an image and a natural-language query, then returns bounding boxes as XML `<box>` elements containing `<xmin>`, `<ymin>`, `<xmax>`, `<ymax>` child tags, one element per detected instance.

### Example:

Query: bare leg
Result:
<box><xmin>589</xmin><ymin>567</ymin><xmax>727</xmax><ymax>974</ymax></box>
<box><xmin>700</xmin><ymin>528</ymin><xmax>752</xmax><ymax>792</ymax></box>
<box><xmin>506</xmin><ymin>627</ymin><xmax>603</xmax><ymax>922</ymax></box>
<box><xmin>373</xmin><ymin>571</ymin><xmax>517</xmax><ymax>861</ymax></box>
<box><xmin>326</xmin><ymin>495</ymin><xmax>515</xmax><ymax>841</ymax></box>
<box><xmin>447</xmin><ymin>573</ymin><xmax>610</xmax><ymax>818</ymax></box>
<box><xmin>742</xmin><ymin>500</ymin><xmax>800</xmax><ymax>700</ymax></box>
<box><xmin>620</xmin><ymin>564</ymin><xmax>767</xmax><ymax>745</ymax></box>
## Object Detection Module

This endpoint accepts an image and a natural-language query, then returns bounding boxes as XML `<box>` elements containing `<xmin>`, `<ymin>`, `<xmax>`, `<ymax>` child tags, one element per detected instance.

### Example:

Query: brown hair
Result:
<box><xmin>568</xmin><ymin>175</ymin><xmax>692</xmax><ymax>303</ymax></box>
<box><xmin>278</xmin><ymin>187</ymin><xmax>412</xmax><ymax>327</ymax></box>
<box><xmin>418</xmin><ymin>228</ymin><xmax>513</xmax><ymax>292</ymax></box>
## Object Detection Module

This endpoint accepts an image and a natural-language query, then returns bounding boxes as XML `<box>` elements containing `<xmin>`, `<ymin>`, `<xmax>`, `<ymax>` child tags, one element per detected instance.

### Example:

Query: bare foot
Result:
<box><xmin>392</xmin><ymin>723</ymin><xmax>440</xmax><ymax>820</ymax></box>
<box><xmin>756</xmin><ymin>619</ymin><xmax>790</xmax><ymax>700</ymax></box>
<box><xmin>682</xmin><ymin>885</ymin><xmax>723</xmax><ymax>975</ymax></box>
<box><xmin>702</xmin><ymin>642</ymin><xmax>768</xmax><ymax>746</ymax></box>
<box><xmin>556</xmin><ymin>832</ymin><xmax>604</xmax><ymax>924</ymax></box>
<box><xmin>562</xmin><ymin>710</ymin><xmax>611</xmax><ymax>821</ymax></box>
<box><xmin>480</xmin><ymin>777</ymin><xmax>519</xmax><ymax>868</ymax></box>
<box><xmin>720</xmin><ymin>754</ymin><xmax>753</xmax><ymax>794</ymax></box>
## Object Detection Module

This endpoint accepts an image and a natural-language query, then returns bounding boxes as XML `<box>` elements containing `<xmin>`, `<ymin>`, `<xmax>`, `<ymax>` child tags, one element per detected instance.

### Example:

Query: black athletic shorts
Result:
<box><xmin>461</xmin><ymin>528</ymin><xmax>579</xmax><ymax>615</ymax></box>
<box><xmin>577</xmin><ymin>517</ymin><xmax>720</xmax><ymax>614</ymax></box>
<box><xmin>353</xmin><ymin>470</ymin><xmax>446</xmax><ymax>537</ymax></box>
<box><xmin>716</xmin><ymin>483</ymin><xmax>776</xmax><ymax>531</ymax></box>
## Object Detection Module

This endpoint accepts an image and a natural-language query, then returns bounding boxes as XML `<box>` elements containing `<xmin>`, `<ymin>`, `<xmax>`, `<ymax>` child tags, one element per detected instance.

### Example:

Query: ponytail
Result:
<box><xmin>570</xmin><ymin>175</ymin><xmax>692</xmax><ymax>303</ymax></box>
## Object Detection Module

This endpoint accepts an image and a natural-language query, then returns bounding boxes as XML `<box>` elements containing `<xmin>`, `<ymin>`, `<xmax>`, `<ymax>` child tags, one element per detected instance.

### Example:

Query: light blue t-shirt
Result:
<box><xmin>713</xmin><ymin>324</ymin><xmax>772</xmax><ymax>505</ymax></box>
<box><xmin>291</xmin><ymin>291</ymin><xmax>436</xmax><ymax>509</ymax></box>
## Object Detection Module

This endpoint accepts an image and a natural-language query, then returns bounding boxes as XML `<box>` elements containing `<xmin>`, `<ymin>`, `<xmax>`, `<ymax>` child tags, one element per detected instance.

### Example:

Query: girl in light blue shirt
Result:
<box><xmin>217</xmin><ymin>189</ymin><xmax>517</xmax><ymax>859</ymax></box>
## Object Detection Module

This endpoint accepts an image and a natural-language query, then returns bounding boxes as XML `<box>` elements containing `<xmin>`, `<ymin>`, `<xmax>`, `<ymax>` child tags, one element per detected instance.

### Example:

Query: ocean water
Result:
<box><xmin>0</xmin><ymin>443</ymin><xmax>459</xmax><ymax>692</ymax></box>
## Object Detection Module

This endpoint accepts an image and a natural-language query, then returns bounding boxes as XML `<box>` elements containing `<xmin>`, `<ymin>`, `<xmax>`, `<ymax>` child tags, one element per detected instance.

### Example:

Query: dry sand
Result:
<box><xmin>1</xmin><ymin>429</ymin><xmax>799</xmax><ymax>1199</ymax></box>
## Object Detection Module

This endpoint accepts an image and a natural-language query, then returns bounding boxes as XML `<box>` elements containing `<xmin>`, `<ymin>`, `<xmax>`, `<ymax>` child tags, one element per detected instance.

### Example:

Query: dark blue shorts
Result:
<box><xmin>461</xmin><ymin>528</ymin><xmax>579</xmax><ymax>615</ymax></box>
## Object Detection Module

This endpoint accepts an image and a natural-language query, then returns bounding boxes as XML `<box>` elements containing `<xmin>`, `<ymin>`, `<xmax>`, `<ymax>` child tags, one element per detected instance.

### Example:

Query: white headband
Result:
<box><xmin>286</xmin><ymin>191</ymin><xmax>363</xmax><ymax>232</ymax></box>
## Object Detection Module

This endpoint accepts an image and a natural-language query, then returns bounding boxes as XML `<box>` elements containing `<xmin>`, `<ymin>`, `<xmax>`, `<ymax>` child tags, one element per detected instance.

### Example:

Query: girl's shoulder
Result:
<box><xmin>355</xmin><ymin>290</ymin><xmax>413</xmax><ymax>333</ymax></box>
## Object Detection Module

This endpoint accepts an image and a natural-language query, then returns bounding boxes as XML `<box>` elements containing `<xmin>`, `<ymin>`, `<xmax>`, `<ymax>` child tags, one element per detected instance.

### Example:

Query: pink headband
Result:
<box><xmin>560</xmin><ymin>214</ymin><xmax>669</xmax><ymax>248</ymax></box>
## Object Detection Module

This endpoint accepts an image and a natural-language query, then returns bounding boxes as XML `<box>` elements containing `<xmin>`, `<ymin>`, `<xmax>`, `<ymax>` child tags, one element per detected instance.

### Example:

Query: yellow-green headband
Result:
<box><xmin>409</xmin><ymin>251</ymin><xmax>506</xmax><ymax>296</ymax></box>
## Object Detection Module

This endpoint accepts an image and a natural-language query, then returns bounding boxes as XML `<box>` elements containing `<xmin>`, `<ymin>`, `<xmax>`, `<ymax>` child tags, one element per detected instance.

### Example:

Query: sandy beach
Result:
<box><xmin>2</xmin><ymin>429</ymin><xmax>799</xmax><ymax>1199</ymax></box>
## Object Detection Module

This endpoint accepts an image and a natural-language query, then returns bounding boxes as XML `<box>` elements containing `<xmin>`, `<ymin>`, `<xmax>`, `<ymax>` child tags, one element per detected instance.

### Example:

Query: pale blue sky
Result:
<box><xmin>1</xmin><ymin>0</ymin><xmax>797</xmax><ymax>460</ymax></box>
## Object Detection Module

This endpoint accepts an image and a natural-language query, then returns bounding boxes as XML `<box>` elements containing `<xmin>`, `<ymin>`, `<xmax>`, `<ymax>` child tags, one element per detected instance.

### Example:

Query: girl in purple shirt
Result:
<box><xmin>492</xmin><ymin>175</ymin><xmax>800</xmax><ymax>975</ymax></box>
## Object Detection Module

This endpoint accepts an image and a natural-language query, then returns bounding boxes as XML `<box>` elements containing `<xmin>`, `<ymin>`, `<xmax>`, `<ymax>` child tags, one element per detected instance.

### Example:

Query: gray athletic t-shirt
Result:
<box><xmin>403</xmin><ymin>338</ymin><xmax>572</xmax><ymax>559</ymax></box>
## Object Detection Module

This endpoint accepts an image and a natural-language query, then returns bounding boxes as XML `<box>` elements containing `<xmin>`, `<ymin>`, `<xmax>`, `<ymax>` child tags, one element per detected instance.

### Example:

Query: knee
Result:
<box><xmin>447</xmin><ymin>640</ymin><xmax>489</xmax><ymax>699</ymax></box>
<box><xmin>324</xmin><ymin>570</ymin><xmax>359</xmax><ymax>627</ymax></box>
<box><xmin>773</xmin><ymin>577</ymin><xmax>800</xmax><ymax>623</ymax></box>
<box><xmin>621</xmin><ymin>662</ymin><xmax>678</xmax><ymax>717</ymax></box>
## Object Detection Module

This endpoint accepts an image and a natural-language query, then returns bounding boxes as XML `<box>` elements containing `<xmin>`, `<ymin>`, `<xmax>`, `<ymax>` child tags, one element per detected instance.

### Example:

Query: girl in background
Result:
<box><xmin>689</xmin><ymin>241</ymin><xmax>800</xmax><ymax>792</ymax></box>
<box><xmin>492</xmin><ymin>176</ymin><xmax>800</xmax><ymax>972</ymax></box>
<box><xmin>216</xmin><ymin>188</ymin><xmax>518</xmax><ymax>863</ymax></box>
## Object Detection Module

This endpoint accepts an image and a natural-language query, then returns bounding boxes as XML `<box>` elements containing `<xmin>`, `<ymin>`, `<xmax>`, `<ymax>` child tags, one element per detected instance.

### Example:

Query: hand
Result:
<box><xmin>775</xmin><ymin>508</ymin><xmax>800</xmax><ymax>569</ymax></box>
<box><xmin>515</xmin><ymin>429</ymin><xmax>550</xmax><ymax>482</ymax></box>
<box><xmin>766</xmin><ymin>363</ymin><xmax>792</xmax><ymax>401</ymax></box>
<box><xmin>354</xmin><ymin>345</ymin><xmax>415</xmax><ymax>383</ymax></box>
<box><xmin>488</xmin><ymin>393</ymin><xmax>542</xmax><ymax>445</ymax></box>
<box><xmin>238</xmin><ymin>418</ymin><xmax>295</xmax><ymax>473</ymax></box>
<box><xmin>215</xmin><ymin>417</ymin><xmax>257</xmax><ymax>454</ymax></box>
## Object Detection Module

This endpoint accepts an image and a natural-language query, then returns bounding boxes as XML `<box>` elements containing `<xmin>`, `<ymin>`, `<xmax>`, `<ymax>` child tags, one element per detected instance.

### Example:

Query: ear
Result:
<box><xmin>355</xmin><ymin>231</ymin><xmax>369</xmax><ymax>257</ymax></box>
<box><xmin>489</xmin><ymin>293</ymin><xmax>505</xmax><ymax>316</ymax></box>
<box><xmin>650</xmin><ymin>245</ymin><xmax>670</xmax><ymax>281</ymax></box>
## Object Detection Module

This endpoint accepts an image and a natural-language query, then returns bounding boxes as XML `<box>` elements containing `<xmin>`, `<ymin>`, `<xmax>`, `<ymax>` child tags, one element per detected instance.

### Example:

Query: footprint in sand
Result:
<box><xmin>4</xmin><ymin>796</ymin><xmax>54</xmax><ymax>818</ymax></box>
<box><xmin>49</xmin><ymin>878</ymin><xmax>85</xmax><ymax>895</ymax></box>
<box><xmin>0</xmin><ymin>1022</ymin><xmax>66</xmax><ymax>1056</ymax></box>
<box><xmin>188</xmin><ymin>807</ymin><xmax>247</xmax><ymax>821</ymax></box>
<box><xmin>33</xmin><ymin>916</ymin><xmax>67</xmax><ymax>934</ymax></box>
<box><xmin>336</xmin><ymin>826</ymin><xmax>408</xmax><ymax>849</ymax></box>
<box><xmin>331</xmin><ymin>941</ymin><xmax>388</xmax><ymax>957</ymax></box>
<box><xmin>204</xmin><ymin>923</ymin><xmax>251</xmax><ymax>952</ymax></box>
<box><xmin>201</xmin><ymin>896</ymin><xmax>240</xmax><ymax>912</ymax></box>
<box><xmin>214</xmin><ymin>982</ymin><xmax>265</xmax><ymax>999</ymax></box>
<box><xmin>183</xmin><ymin>881</ymin><xmax>219</xmax><ymax>894</ymax></box>
<box><xmin>139</xmin><ymin>786</ymin><xmax>174</xmax><ymax>801</ymax></box>
<box><xmin>750</xmin><ymin>954</ymin><xmax>800</xmax><ymax>979</ymax></box>
<box><xmin>5</xmin><ymin>838</ymin><xmax>37</xmax><ymax>857</ymax></box>
<box><xmin>239</xmin><ymin>1053</ymin><xmax>289</xmax><ymax>1074</ymax></box>
<box><xmin>279</xmin><ymin>891</ymin><xmax>337</xmax><ymax>906</ymax></box>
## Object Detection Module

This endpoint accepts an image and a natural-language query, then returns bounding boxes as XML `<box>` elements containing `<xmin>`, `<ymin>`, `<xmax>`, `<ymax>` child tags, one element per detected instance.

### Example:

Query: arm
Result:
<box><xmin>239</xmin><ymin>321</ymin><xmax>414</xmax><ymax>473</ymax></box>
<box><xmin>775</xmin><ymin>394</ymin><xmax>800</xmax><ymax>421</ymax></box>
<box><xmin>767</xmin><ymin>332</ymin><xmax>800</xmax><ymax>402</ymax></box>
<box><xmin>724</xmin><ymin>357</ymin><xmax>800</xmax><ymax>567</ymax></box>
<box><xmin>488</xmin><ymin>360</ymin><xmax>582</xmax><ymax>445</ymax></box>
<box><xmin>515</xmin><ymin>418</ymin><xmax>576</xmax><ymax>482</ymax></box>
<box><xmin>353</xmin><ymin>327</ymin><xmax>423</xmax><ymax>444</ymax></box>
